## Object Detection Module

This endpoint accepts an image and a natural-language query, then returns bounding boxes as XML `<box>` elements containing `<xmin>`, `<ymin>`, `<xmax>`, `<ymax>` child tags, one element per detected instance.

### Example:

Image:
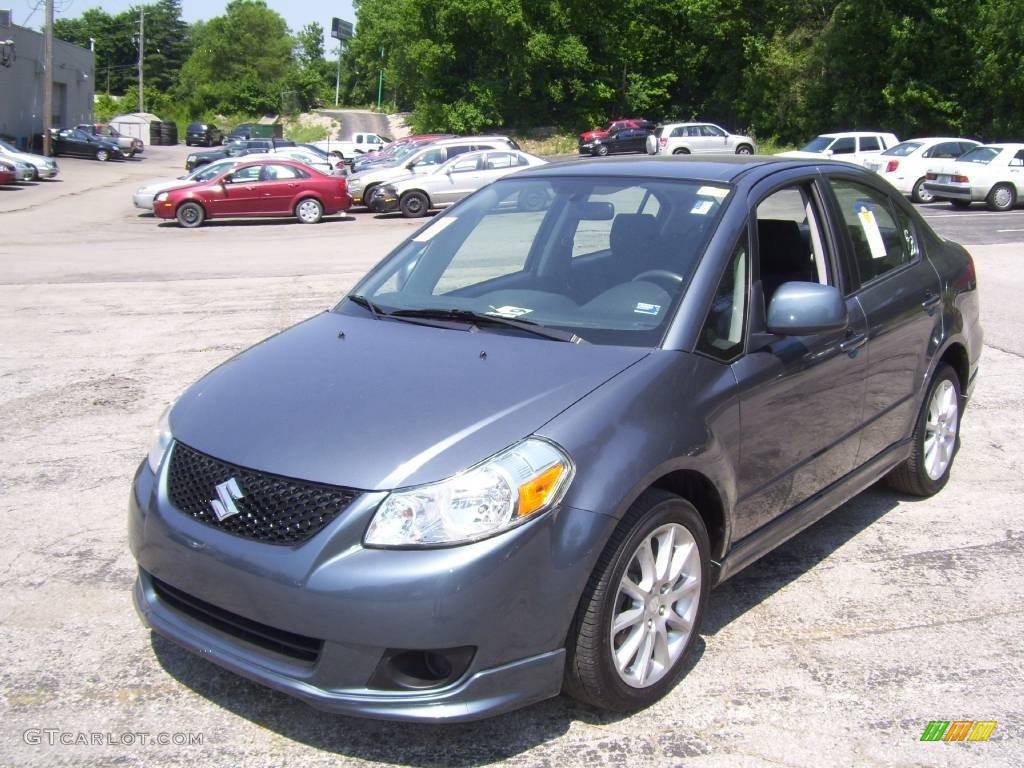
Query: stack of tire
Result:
<box><xmin>149</xmin><ymin>121</ymin><xmax>178</xmax><ymax>146</ymax></box>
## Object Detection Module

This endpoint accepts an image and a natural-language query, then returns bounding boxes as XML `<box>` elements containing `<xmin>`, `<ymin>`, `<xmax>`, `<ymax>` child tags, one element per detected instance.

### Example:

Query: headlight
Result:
<box><xmin>365</xmin><ymin>438</ymin><xmax>573</xmax><ymax>547</ymax></box>
<box><xmin>146</xmin><ymin>404</ymin><xmax>174</xmax><ymax>473</ymax></box>
<box><xmin>187</xmin><ymin>154</ymin><xmax>197</xmax><ymax>163</ymax></box>
<box><xmin>155</xmin><ymin>192</ymin><xmax>169</xmax><ymax>202</ymax></box>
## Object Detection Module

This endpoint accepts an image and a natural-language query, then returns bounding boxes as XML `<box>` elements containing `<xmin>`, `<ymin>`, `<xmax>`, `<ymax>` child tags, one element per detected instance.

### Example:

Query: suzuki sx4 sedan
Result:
<box><xmin>131</xmin><ymin>156</ymin><xmax>981</xmax><ymax>722</ymax></box>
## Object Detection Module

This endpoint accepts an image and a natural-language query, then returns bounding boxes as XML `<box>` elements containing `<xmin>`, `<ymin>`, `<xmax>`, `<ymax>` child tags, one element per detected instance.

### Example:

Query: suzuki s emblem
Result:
<box><xmin>211</xmin><ymin>478</ymin><xmax>245</xmax><ymax>521</ymax></box>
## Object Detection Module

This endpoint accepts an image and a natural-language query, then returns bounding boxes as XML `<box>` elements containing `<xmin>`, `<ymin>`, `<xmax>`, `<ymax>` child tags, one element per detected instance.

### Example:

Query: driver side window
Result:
<box><xmin>228</xmin><ymin>165</ymin><xmax>262</xmax><ymax>183</ymax></box>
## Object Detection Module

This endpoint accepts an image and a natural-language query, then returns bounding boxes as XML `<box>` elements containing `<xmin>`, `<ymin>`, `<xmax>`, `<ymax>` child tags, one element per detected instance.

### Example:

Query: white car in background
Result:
<box><xmin>646</xmin><ymin>122</ymin><xmax>756</xmax><ymax>155</ymax></box>
<box><xmin>243</xmin><ymin>146</ymin><xmax>345</xmax><ymax>176</ymax></box>
<box><xmin>133</xmin><ymin>158</ymin><xmax>246</xmax><ymax>210</ymax></box>
<box><xmin>368</xmin><ymin>149</ymin><xmax>547</xmax><ymax>217</ymax></box>
<box><xmin>0</xmin><ymin>139</ymin><xmax>59</xmax><ymax>180</ymax></box>
<box><xmin>862</xmin><ymin>138</ymin><xmax>981</xmax><ymax>203</ymax></box>
<box><xmin>923</xmin><ymin>143</ymin><xmax>1024</xmax><ymax>211</ymax></box>
<box><xmin>777</xmin><ymin>131</ymin><xmax>900</xmax><ymax>164</ymax></box>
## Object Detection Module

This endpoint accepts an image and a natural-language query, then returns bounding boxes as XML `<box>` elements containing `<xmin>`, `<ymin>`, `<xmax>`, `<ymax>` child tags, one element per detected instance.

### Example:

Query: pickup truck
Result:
<box><xmin>75</xmin><ymin>123</ymin><xmax>144</xmax><ymax>157</ymax></box>
<box><xmin>312</xmin><ymin>132</ymin><xmax>391</xmax><ymax>162</ymax></box>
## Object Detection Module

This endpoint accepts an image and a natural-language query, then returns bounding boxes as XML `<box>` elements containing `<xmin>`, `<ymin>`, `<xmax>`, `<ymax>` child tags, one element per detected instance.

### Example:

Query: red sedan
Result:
<box><xmin>578</xmin><ymin>118</ymin><xmax>653</xmax><ymax>144</ymax></box>
<box><xmin>0</xmin><ymin>160</ymin><xmax>17</xmax><ymax>186</ymax></box>
<box><xmin>154</xmin><ymin>159</ymin><xmax>352</xmax><ymax>228</ymax></box>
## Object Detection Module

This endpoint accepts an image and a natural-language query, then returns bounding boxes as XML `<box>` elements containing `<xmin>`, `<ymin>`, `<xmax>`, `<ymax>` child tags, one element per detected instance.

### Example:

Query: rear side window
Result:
<box><xmin>860</xmin><ymin>136</ymin><xmax>880</xmax><ymax>152</ymax></box>
<box><xmin>831</xmin><ymin>137</ymin><xmax>856</xmax><ymax>154</ymax></box>
<box><xmin>829</xmin><ymin>179</ymin><xmax>917</xmax><ymax>284</ymax></box>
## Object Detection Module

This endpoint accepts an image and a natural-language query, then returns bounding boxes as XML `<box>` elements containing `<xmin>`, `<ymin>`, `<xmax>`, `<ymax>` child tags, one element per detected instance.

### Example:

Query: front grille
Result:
<box><xmin>167</xmin><ymin>442</ymin><xmax>361</xmax><ymax>545</ymax></box>
<box><xmin>151</xmin><ymin>575</ymin><xmax>323</xmax><ymax>663</ymax></box>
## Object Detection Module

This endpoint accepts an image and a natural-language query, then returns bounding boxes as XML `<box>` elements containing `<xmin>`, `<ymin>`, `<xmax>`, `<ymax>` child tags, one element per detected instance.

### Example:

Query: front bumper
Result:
<box><xmin>368</xmin><ymin>188</ymin><xmax>399</xmax><ymax>213</ymax></box>
<box><xmin>128</xmin><ymin>455</ymin><xmax>615</xmax><ymax>721</ymax></box>
<box><xmin>133</xmin><ymin>191</ymin><xmax>156</xmax><ymax>210</ymax></box>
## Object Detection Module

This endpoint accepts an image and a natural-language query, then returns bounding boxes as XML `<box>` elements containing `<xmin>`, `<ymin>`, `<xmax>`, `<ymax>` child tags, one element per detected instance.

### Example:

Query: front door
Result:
<box><xmin>209</xmin><ymin>164</ymin><xmax>263</xmax><ymax>216</ymax></box>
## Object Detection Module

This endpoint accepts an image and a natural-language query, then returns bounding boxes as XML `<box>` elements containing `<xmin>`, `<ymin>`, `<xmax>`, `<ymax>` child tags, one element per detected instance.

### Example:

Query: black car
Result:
<box><xmin>579</xmin><ymin>126</ymin><xmax>654</xmax><ymax>156</ymax></box>
<box><xmin>50</xmin><ymin>129</ymin><xmax>124</xmax><ymax>161</ymax></box>
<box><xmin>185</xmin><ymin>123</ymin><xmax>224</xmax><ymax>147</ymax></box>
<box><xmin>184</xmin><ymin>138</ymin><xmax>296</xmax><ymax>171</ymax></box>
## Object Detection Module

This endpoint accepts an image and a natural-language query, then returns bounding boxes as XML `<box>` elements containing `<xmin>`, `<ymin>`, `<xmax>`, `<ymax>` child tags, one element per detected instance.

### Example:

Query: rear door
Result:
<box><xmin>431</xmin><ymin>154</ymin><xmax>483</xmax><ymax>205</ymax></box>
<box><xmin>258</xmin><ymin>164</ymin><xmax>310</xmax><ymax>213</ymax></box>
<box><xmin>823</xmin><ymin>175</ymin><xmax>942</xmax><ymax>465</ymax></box>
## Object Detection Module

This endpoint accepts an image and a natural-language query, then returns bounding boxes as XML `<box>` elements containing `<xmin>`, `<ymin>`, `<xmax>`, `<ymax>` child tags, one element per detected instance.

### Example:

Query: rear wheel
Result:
<box><xmin>565</xmin><ymin>489</ymin><xmax>709</xmax><ymax>712</ymax></box>
<box><xmin>296</xmin><ymin>197</ymin><xmax>324</xmax><ymax>224</ymax></box>
<box><xmin>911</xmin><ymin>177</ymin><xmax>934</xmax><ymax>204</ymax></box>
<box><xmin>176</xmin><ymin>202</ymin><xmax>205</xmax><ymax>228</ymax></box>
<box><xmin>887</xmin><ymin>364</ymin><xmax>961</xmax><ymax>496</ymax></box>
<box><xmin>672</xmin><ymin>147</ymin><xmax>690</xmax><ymax>155</ymax></box>
<box><xmin>986</xmin><ymin>183</ymin><xmax>1017</xmax><ymax>212</ymax></box>
<box><xmin>399</xmin><ymin>191</ymin><xmax>429</xmax><ymax>218</ymax></box>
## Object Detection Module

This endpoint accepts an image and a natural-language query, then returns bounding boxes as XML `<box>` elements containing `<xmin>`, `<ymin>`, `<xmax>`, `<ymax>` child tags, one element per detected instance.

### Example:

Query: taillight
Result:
<box><xmin>952</xmin><ymin>174</ymin><xmax>969</xmax><ymax>183</ymax></box>
<box><xmin>885</xmin><ymin>160</ymin><xmax>899</xmax><ymax>173</ymax></box>
<box><xmin>659</xmin><ymin>137</ymin><xmax>668</xmax><ymax>146</ymax></box>
<box><xmin>926</xmin><ymin>172</ymin><xmax>937</xmax><ymax>180</ymax></box>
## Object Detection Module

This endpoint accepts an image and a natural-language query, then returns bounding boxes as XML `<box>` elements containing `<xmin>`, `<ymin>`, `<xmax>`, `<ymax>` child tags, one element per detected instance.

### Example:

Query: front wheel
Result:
<box><xmin>399</xmin><ymin>191</ymin><xmax>429</xmax><ymax>218</ymax></box>
<box><xmin>96</xmin><ymin>149</ymin><xmax>109</xmax><ymax>162</ymax></box>
<box><xmin>595</xmin><ymin>144</ymin><xmax>609</xmax><ymax>157</ymax></box>
<box><xmin>565</xmin><ymin>490</ymin><xmax>709</xmax><ymax>712</ymax></box>
<box><xmin>986</xmin><ymin>183</ymin><xmax>1017</xmax><ymax>212</ymax></box>
<box><xmin>176</xmin><ymin>201</ymin><xmax>205</xmax><ymax>228</ymax></box>
<box><xmin>887</xmin><ymin>364</ymin><xmax>961</xmax><ymax>496</ymax></box>
<box><xmin>296</xmin><ymin>197</ymin><xmax>324</xmax><ymax>224</ymax></box>
<box><xmin>735</xmin><ymin>145</ymin><xmax>753</xmax><ymax>155</ymax></box>
<box><xmin>911</xmin><ymin>177</ymin><xmax>934</xmax><ymax>204</ymax></box>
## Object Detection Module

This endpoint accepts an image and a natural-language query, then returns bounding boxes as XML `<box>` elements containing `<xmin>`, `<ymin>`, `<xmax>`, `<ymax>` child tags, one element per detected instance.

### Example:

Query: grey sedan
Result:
<box><xmin>131</xmin><ymin>156</ymin><xmax>980</xmax><ymax>722</ymax></box>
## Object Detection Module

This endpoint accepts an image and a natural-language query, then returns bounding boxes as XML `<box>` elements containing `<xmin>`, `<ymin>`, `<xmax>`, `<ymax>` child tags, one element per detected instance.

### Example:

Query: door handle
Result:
<box><xmin>922</xmin><ymin>291</ymin><xmax>941</xmax><ymax>314</ymax></box>
<box><xmin>840</xmin><ymin>332</ymin><xmax>867</xmax><ymax>355</ymax></box>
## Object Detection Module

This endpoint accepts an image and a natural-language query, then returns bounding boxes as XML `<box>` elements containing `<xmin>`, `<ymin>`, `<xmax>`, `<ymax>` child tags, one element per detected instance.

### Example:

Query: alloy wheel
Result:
<box><xmin>924</xmin><ymin>379</ymin><xmax>958</xmax><ymax>480</ymax></box>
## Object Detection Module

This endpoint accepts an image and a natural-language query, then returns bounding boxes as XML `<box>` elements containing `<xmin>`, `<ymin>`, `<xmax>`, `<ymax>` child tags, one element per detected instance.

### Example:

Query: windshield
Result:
<box><xmin>957</xmin><ymin>147</ymin><xmax>1000</xmax><ymax>165</ymax></box>
<box><xmin>882</xmin><ymin>141</ymin><xmax>923</xmax><ymax>156</ymax></box>
<box><xmin>0</xmin><ymin>140</ymin><xmax>19</xmax><ymax>153</ymax></box>
<box><xmin>342</xmin><ymin>176</ymin><xmax>731</xmax><ymax>347</ymax></box>
<box><xmin>190</xmin><ymin>161</ymin><xmax>237</xmax><ymax>181</ymax></box>
<box><xmin>800</xmin><ymin>136</ymin><xmax>834</xmax><ymax>153</ymax></box>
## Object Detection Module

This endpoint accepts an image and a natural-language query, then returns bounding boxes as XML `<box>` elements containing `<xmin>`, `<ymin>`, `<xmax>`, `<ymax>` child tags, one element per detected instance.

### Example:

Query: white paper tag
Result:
<box><xmin>691</xmin><ymin>200</ymin><xmax>714</xmax><ymax>215</ymax></box>
<box><xmin>634</xmin><ymin>302</ymin><xmax>661</xmax><ymax>315</ymax></box>
<box><xmin>855</xmin><ymin>202</ymin><xmax>888</xmax><ymax>260</ymax></box>
<box><xmin>487</xmin><ymin>305</ymin><xmax>533</xmax><ymax>318</ymax></box>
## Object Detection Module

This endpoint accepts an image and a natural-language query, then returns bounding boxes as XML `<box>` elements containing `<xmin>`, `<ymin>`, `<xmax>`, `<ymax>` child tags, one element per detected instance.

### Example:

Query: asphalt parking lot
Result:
<box><xmin>1</xmin><ymin>147</ymin><xmax>1022</xmax><ymax>767</ymax></box>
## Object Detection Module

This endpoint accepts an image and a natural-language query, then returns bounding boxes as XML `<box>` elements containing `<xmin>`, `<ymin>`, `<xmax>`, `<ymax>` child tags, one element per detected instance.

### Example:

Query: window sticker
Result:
<box><xmin>691</xmin><ymin>199</ymin><xmax>714</xmax><ymax>215</ymax></box>
<box><xmin>412</xmin><ymin>216</ymin><xmax>457</xmax><ymax>242</ymax></box>
<box><xmin>697</xmin><ymin>185</ymin><xmax>729</xmax><ymax>199</ymax></box>
<box><xmin>634</xmin><ymin>302</ymin><xmax>661</xmax><ymax>315</ymax></box>
<box><xmin>855</xmin><ymin>201</ymin><xmax>888</xmax><ymax>260</ymax></box>
<box><xmin>487</xmin><ymin>305</ymin><xmax>533</xmax><ymax>318</ymax></box>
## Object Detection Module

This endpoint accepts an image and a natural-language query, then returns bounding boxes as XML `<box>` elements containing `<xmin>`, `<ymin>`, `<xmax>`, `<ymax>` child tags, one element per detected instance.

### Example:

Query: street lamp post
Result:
<box><xmin>377</xmin><ymin>47</ymin><xmax>384</xmax><ymax>110</ymax></box>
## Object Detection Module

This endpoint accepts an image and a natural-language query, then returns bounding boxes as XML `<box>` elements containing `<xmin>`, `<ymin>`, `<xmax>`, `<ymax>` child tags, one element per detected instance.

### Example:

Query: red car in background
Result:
<box><xmin>578</xmin><ymin>118</ymin><xmax>654</xmax><ymax>144</ymax></box>
<box><xmin>153</xmin><ymin>159</ymin><xmax>352</xmax><ymax>228</ymax></box>
<box><xmin>0</xmin><ymin>160</ymin><xmax>17</xmax><ymax>186</ymax></box>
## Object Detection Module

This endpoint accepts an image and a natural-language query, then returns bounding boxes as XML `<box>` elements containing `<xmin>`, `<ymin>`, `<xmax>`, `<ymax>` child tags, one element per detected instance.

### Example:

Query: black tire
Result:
<box><xmin>399</xmin><ymin>191</ymin><xmax>429</xmax><ymax>218</ymax></box>
<box><xmin>361</xmin><ymin>183</ymin><xmax>379</xmax><ymax>208</ymax></box>
<box><xmin>564</xmin><ymin>489</ymin><xmax>710</xmax><ymax>712</ymax></box>
<box><xmin>672</xmin><ymin>147</ymin><xmax>690</xmax><ymax>155</ymax></box>
<box><xmin>96</xmin><ymin>149</ymin><xmax>109</xmax><ymax>162</ymax></box>
<box><xmin>185</xmin><ymin>139</ymin><xmax>192</xmax><ymax>147</ymax></box>
<box><xmin>295</xmin><ymin>197</ymin><xmax>324</xmax><ymax>224</ymax></box>
<box><xmin>950</xmin><ymin>199</ymin><xmax>971</xmax><ymax>209</ymax></box>
<box><xmin>886</xmin><ymin>364</ymin><xmax>961</xmax><ymax>497</ymax></box>
<box><xmin>911</xmin><ymin>177</ymin><xmax>934</xmax><ymax>204</ymax></box>
<box><xmin>735</xmin><ymin>144</ymin><xmax>753</xmax><ymax>155</ymax></box>
<box><xmin>176</xmin><ymin>202</ymin><xmax>205</xmax><ymax>228</ymax></box>
<box><xmin>986</xmin><ymin>183</ymin><xmax>1017</xmax><ymax>212</ymax></box>
<box><xmin>596</xmin><ymin>144</ymin><xmax>609</xmax><ymax>157</ymax></box>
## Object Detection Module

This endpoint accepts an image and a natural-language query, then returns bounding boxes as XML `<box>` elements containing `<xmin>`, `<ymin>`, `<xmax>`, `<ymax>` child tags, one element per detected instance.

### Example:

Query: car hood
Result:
<box><xmin>137</xmin><ymin>176</ymin><xmax>194</xmax><ymax>194</ymax></box>
<box><xmin>169</xmin><ymin>311</ymin><xmax>649</xmax><ymax>491</ymax></box>
<box><xmin>3</xmin><ymin>150</ymin><xmax>50</xmax><ymax>166</ymax></box>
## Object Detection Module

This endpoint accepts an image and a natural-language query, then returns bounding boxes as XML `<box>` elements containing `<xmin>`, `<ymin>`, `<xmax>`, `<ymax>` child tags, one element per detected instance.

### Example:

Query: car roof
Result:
<box><xmin>516</xmin><ymin>155</ymin><xmax>817</xmax><ymax>184</ymax></box>
<box><xmin>982</xmin><ymin>143</ymin><xmax>1024</xmax><ymax>151</ymax></box>
<box><xmin>817</xmin><ymin>131</ymin><xmax>895</xmax><ymax>138</ymax></box>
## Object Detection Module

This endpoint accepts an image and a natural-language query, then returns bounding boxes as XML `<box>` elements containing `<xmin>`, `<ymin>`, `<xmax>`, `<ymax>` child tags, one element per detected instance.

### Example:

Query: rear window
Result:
<box><xmin>882</xmin><ymin>142</ymin><xmax>924</xmax><ymax>157</ymax></box>
<box><xmin>958</xmin><ymin>147</ymin><xmax>1000</xmax><ymax>165</ymax></box>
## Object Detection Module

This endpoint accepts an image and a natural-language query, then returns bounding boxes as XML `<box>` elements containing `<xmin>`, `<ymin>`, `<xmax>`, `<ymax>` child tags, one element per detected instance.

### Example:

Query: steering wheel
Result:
<box><xmin>632</xmin><ymin>269</ymin><xmax>685</xmax><ymax>291</ymax></box>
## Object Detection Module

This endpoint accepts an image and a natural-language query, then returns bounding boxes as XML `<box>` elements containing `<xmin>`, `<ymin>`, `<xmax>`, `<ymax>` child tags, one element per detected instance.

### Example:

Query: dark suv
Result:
<box><xmin>185</xmin><ymin>123</ymin><xmax>224</xmax><ymax>147</ymax></box>
<box><xmin>185</xmin><ymin>138</ymin><xmax>296</xmax><ymax>171</ymax></box>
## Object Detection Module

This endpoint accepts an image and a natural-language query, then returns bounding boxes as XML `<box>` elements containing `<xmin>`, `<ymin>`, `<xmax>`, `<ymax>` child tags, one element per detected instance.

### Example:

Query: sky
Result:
<box><xmin>18</xmin><ymin>0</ymin><xmax>358</xmax><ymax>51</ymax></box>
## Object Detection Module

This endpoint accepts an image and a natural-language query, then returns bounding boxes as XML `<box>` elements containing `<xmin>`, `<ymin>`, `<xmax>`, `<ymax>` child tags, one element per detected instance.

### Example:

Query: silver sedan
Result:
<box><xmin>133</xmin><ymin>158</ymin><xmax>246</xmax><ymax>210</ymax></box>
<box><xmin>0</xmin><ymin>140</ymin><xmax>59</xmax><ymax>180</ymax></box>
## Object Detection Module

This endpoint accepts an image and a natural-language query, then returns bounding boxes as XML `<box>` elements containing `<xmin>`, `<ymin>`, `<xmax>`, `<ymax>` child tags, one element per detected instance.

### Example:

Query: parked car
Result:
<box><xmin>185</xmin><ymin>138</ymin><xmax>297</xmax><ymax>171</ymax></box>
<box><xmin>0</xmin><ymin>159</ymin><xmax>17</xmax><ymax>185</ymax></box>
<box><xmin>645</xmin><ymin>122</ymin><xmax>756</xmax><ymax>156</ymax></box>
<box><xmin>0</xmin><ymin>139</ymin><xmax>59</xmax><ymax>180</ymax></box>
<box><xmin>312</xmin><ymin>132</ymin><xmax>392</xmax><ymax>162</ymax></box>
<box><xmin>133</xmin><ymin>158</ymin><xmax>247</xmax><ymax>210</ymax></box>
<box><xmin>244</xmin><ymin>146</ymin><xmax>347</xmax><ymax>176</ymax></box>
<box><xmin>351</xmin><ymin>135</ymin><xmax>455</xmax><ymax>173</ymax></box>
<box><xmin>861</xmin><ymin>138</ymin><xmax>982</xmax><ymax>203</ymax></box>
<box><xmin>152</xmin><ymin>158</ymin><xmax>351</xmax><ymax>227</ymax></box>
<box><xmin>185</xmin><ymin>122</ymin><xmax>224</xmax><ymax>147</ymax></box>
<box><xmin>777</xmin><ymin>131</ymin><xmax>900</xmax><ymax>164</ymax></box>
<box><xmin>228</xmin><ymin>122</ymin><xmax>283</xmax><ymax>140</ymax></box>
<box><xmin>346</xmin><ymin>136</ymin><xmax>520</xmax><ymax>207</ymax></box>
<box><xmin>131</xmin><ymin>155</ymin><xmax>980</xmax><ymax>722</ymax></box>
<box><xmin>51</xmin><ymin>128</ymin><xmax>124</xmax><ymax>161</ymax></box>
<box><xmin>923</xmin><ymin>143</ymin><xmax>1024</xmax><ymax>211</ymax></box>
<box><xmin>369</xmin><ymin>149</ymin><xmax>547</xmax><ymax>216</ymax></box>
<box><xmin>4</xmin><ymin>157</ymin><xmax>36</xmax><ymax>181</ymax></box>
<box><xmin>75</xmin><ymin>123</ymin><xmax>144</xmax><ymax>157</ymax></box>
<box><xmin>578</xmin><ymin>125</ymin><xmax>654</xmax><ymax>156</ymax></box>
<box><xmin>579</xmin><ymin>119</ymin><xmax>653</xmax><ymax>144</ymax></box>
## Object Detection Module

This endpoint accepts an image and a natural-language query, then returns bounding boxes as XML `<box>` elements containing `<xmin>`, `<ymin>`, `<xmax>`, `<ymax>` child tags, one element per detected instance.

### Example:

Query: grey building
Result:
<box><xmin>0</xmin><ymin>18</ymin><xmax>94</xmax><ymax>149</ymax></box>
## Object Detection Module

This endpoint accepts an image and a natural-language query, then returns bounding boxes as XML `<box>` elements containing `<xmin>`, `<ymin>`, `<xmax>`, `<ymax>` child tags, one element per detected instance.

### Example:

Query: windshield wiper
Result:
<box><xmin>347</xmin><ymin>294</ymin><xmax>385</xmax><ymax>319</ymax></box>
<box><xmin>388</xmin><ymin>308</ymin><xmax>588</xmax><ymax>344</ymax></box>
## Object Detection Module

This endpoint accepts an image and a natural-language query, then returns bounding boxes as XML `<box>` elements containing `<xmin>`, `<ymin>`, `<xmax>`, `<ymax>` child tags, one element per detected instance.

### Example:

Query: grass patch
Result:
<box><xmin>753</xmin><ymin>136</ymin><xmax>799</xmax><ymax>155</ymax></box>
<box><xmin>515</xmin><ymin>133</ymin><xmax>578</xmax><ymax>156</ymax></box>
<box><xmin>282</xmin><ymin>119</ymin><xmax>337</xmax><ymax>143</ymax></box>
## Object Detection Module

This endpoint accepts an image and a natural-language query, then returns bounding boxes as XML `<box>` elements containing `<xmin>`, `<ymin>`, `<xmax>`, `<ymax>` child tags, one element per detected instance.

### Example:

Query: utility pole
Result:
<box><xmin>376</xmin><ymin>47</ymin><xmax>384</xmax><ymax>110</ymax></box>
<box><xmin>42</xmin><ymin>0</ymin><xmax>53</xmax><ymax>155</ymax></box>
<box><xmin>335</xmin><ymin>44</ymin><xmax>341</xmax><ymax>107</ymax></box>
<box><xmin>137</xmin><ymin>7</ymin><xmax>144</xmax><ymax>113</ymax></box>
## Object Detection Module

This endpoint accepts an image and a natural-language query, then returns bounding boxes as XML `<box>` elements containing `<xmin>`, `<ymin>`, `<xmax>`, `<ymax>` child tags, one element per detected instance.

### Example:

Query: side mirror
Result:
<box><xmin>766</xmin><ymin>282</ymin><xmax>848</xmax><ymax>336</ymax></box>
<box><xmin>824</xmin><ymin>149</ymin><xmax>834</xmax><ymax>157</ymax></box>
<box><xmin>221</xmin><ymin>173</ymin><xmax>233</xmax><ymax>185</ymax></box>
<box><xmin>406</xmin><ymin>161</ymin><xmax>416</xmax><ymax>170</ymax></box>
